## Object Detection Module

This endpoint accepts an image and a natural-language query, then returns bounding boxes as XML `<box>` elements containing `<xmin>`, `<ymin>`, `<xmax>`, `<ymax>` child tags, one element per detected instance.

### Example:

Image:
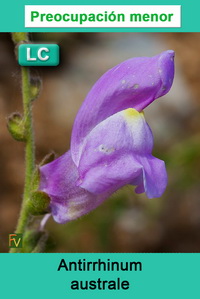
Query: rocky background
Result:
<box><xmin>0</xmin><ymin>33</ymin><xmax>200</xmax><ymax>252</ymax></box>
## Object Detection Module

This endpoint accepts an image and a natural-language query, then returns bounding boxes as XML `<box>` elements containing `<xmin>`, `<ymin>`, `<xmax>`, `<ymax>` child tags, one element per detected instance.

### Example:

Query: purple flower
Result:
<box><xmin>39</xmin><ymin>50</ymin><xmax>175</xmax><ymax>223</ymax></box>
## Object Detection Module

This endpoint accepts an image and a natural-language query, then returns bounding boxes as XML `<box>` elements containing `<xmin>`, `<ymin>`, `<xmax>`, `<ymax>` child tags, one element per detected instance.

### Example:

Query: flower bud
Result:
<box><xmin>12</xmin><ymin>32</ymin><xmax>28</xmax><ymax>44</ymax></box>
<box><xmin>30</xmin><ymin>75</ymin><xmax>42</xmax><ymax>101</ymax></box>
<box><xmin>7</xmin><ymin>112</ymin><xmax>27</xmax><ymax>142</ymax></box>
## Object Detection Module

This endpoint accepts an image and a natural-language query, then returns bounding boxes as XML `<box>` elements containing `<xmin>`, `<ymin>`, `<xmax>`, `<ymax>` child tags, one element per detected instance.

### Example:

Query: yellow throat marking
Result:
<box><xmin>123</xmin><ymin>108</ymin><xmax>144</xmax><ymax>121</ymax></box>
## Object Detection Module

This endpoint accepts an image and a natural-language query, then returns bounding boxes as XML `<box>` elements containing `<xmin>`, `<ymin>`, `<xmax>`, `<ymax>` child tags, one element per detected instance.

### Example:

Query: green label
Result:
<box><xmin>18</xmin><ymin>44</ymin><xmax>60</xmax><ymax>66</ymax></box>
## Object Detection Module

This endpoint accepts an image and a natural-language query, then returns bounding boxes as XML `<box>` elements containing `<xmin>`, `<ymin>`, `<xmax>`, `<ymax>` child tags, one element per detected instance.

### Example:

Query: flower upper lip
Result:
<box><xmin>71</xmin><ymin>50</ymin><xmax>175</xmax><ymax>166</ymax></box>
<box><xmin>156</xmin><ymin>50</ymin><xmax>175</xmax><ymax>98</ymax></box>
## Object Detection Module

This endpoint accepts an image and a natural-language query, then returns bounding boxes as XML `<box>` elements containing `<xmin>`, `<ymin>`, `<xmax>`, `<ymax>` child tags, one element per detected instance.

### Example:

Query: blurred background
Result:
<box><xmin>0</xmin><ymin>32</ymin><xmax>200</xmax><ymax>253</ymax></box>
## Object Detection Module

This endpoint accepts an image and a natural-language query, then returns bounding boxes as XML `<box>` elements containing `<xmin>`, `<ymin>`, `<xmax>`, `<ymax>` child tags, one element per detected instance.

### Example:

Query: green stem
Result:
<box><xmin>10</xmin><ymin>34</ymin><xmax>35</xmax><ymax>253</ymax></box>
<box><xmin>22</xmin><ymin>66</ymin><xmax>35</xmax><ymax>199</ymax></box>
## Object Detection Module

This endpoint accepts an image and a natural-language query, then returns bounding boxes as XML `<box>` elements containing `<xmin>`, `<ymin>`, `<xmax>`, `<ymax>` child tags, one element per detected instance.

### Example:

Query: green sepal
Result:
<box><xmin>7</xmin><ymin>112</ymin><xmax>27</xmax><ymax>142</ymax></box>
<box><xmin>28</xmin><ymin>152</ymin><xmax>56</xmax><ymax>216</ymax></box>
<box><xmin>31</xmin><ymin>167</ymin><xmax>40</xmax><ymax>191</ymax></box>
<box><xmin>27</xmin><ymin>191</ymin><xmax>51</xmax><ymax>215</ymax></box>
<box><xmin>31</xmin><ymin>231</ymin><xmax>48</xmax><ymax>253</ymax></box>
<box><xmin>30</xmin><ymin>152</ymin><xmax>56</xmax><ymax>191</ymax></box>
<box><xmin>40</xmin><ymin>151</ymin><xmax>56</xmax><ymax>166</ymax></box>
<box><xmin>22</xmin><ymin>229</ymin><xmax>46</xmax><ymax>253</ymax></box>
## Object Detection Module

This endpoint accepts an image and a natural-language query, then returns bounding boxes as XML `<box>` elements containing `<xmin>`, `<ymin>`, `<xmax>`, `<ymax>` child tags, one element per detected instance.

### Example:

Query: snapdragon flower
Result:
<box><xmin>39</xmin><ymin>50</ymin><xmax>175</xmax><ymax>223</ymax></box>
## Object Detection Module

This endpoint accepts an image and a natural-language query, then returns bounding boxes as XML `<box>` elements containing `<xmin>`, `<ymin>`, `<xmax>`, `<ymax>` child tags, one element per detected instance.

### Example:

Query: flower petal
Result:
<box><xmin>134</xmin><ymin>156</ymin><xmax>167</xmax><ymax>198</ymax></box>
<box><xmin>71</xmin><ymin>50</ymin><xmax>175</xmax><ymax>165</ymax></box>
<box><xmin>77</xmin><ymin>108</ymin><xmax>167</xmax><ymax>198</ymax></box>
<box><xmin>39</xmin><ymin>151</ymin><xmax>110</xmax><ymax>223</ymax></box>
